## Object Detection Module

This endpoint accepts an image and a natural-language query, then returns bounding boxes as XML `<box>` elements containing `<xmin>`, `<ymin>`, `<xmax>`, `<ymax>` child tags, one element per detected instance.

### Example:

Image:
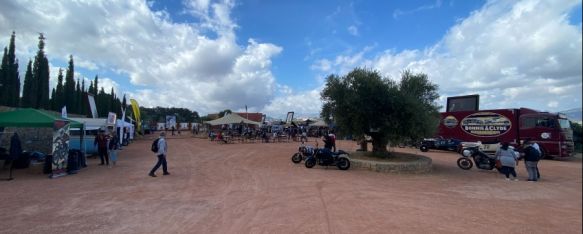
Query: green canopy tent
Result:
<box><xmin>0</xmin><ymin>108</ymin><xmax>84</xmax><ymax>179</ymax></box>
<box><xmin>0</xmin><ymin>108</ymin><xmax>82</xmax><ymax>128</ymax></box>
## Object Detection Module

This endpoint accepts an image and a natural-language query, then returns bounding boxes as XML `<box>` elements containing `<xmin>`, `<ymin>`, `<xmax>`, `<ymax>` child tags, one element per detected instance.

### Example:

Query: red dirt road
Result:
<box><xmin>1</xmin><ymin>136</ymin><xmax>581</xmax><ymax>233</ymax></box>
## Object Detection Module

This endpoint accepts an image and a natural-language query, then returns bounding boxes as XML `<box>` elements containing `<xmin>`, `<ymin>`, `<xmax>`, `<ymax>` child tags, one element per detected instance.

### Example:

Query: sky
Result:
<box><xmin>0</xmin><ymin>0</ymin><xmax>581</xmax><ymax>119</ymax></box>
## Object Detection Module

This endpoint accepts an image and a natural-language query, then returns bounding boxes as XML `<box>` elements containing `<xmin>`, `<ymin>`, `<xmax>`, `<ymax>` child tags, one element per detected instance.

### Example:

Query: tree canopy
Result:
<box><xmin>321</xmin><ymin>68</ymin><xmax>440</xmax><ymax>153</ymax></box>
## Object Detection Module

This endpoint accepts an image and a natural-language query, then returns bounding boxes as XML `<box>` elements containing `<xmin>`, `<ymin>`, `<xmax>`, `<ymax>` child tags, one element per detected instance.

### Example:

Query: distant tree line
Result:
<box><xmin>140</xmin><ymin>106</ymin><xmax>200</xmax><ymax>127</ymax></box>
<box><xmin>0</xmin><ymin>31</ymin><xmax>125</xmax><ymax>118</ymax></box>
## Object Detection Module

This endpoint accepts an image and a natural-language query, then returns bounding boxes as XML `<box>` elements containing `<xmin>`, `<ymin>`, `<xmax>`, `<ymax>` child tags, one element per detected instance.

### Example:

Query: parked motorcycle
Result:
<box><xmin>458</xmin><ymin>146</ymin><xmax>500</xmax><ymax>172</ymax></box>
<box><xmin>291</xmin><ymin>141</ymin><xmax>315</xmax><ymax>163</ymax></box>
<box><xmin>304</xmin><ymin>141</ymin><xmax>350</xmax><ymax>170</ymax></box>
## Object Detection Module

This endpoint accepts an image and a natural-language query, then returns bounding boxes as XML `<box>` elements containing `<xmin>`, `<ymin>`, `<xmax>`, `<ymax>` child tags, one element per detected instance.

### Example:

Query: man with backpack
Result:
<box><xmin>521</xmin><ymin>140</ymin><xmax>541</xmax><ymax>182</ymax></box>
<box><xmin>149</xmin><ymin>132</ymin><xmax>170</xmax><ymax>177</ymax></box>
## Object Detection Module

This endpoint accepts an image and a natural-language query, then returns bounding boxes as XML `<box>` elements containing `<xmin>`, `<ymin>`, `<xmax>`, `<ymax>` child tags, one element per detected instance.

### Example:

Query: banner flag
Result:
<box><xmin>120</xmin><ymin>107</ymin><xmax>126</xmax><ymax>144</ymax></box>
<box><xmin>130</xmin><ymin>99</ymin><xmax>142</xmax><ymax>133</ymax></box>
<box><xmin>61</xmin><ymin>106</ymin><xmax>67</xmax><ymax>118</ymax></box>
<box><xmin>87</xmin><ymin>94</ymin><xmax>98</xmax><ymax>118</ymax></box>
<box><xmin>107</xmin><ymin>112</ymin><xmax>117</xmax><ymax>125</ymax></box>
<box><xmin>51</xmin><ymin>120</ymin><xmax>70</xmax><ymax>178</ymax></box>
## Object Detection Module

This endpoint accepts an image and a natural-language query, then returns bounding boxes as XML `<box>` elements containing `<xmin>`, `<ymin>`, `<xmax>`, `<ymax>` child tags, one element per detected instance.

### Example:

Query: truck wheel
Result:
<box><xmin>420</xmin><ymin>145</ymin><xmax>429</xmax><ymax>152</ymax></box>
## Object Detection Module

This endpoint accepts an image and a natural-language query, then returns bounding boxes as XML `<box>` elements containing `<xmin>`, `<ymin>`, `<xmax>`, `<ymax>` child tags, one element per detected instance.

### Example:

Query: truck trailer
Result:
<box><xmin>435</xmin><ymin>108</ymin><xmax>574</xmax><ymax>158</ymax></box>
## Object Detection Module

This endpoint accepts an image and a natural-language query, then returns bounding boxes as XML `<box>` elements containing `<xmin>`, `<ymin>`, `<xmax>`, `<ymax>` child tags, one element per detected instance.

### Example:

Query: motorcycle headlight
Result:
<box><xmin>462</xmin><ymin>149</ymin><xmax>472</xmax><ymax>157</ymax></box>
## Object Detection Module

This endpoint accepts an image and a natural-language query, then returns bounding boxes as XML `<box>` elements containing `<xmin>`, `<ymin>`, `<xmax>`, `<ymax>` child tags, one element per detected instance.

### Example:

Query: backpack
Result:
<box><xmin>524</xmin><ymin>146</ymin><xmax>541</xmax><ymax>161</ymax></box>
<box><xmin>151</xmin><ymin>138</ymin><xmax>160</xmax><ymax>152</ymax></box>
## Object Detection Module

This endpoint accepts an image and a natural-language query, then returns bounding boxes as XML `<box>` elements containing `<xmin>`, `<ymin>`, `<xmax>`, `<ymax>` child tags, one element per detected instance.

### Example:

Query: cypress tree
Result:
<box><xmin>21</xmin><ymin>60</ymin><xmax>34</xmax><ymax>107</ymax></box>
<box><xmin>7</xmin><ymin>31</ymin><xmax>19</xmax><ymax>107</ymax></box>
<box><xmin>64</xmin><ymin>55</ymin><xmax>75</xmax><ymax>110</ymax></box>
<box><xmin>88</xmin><ymin>81</ymin><xmax>94</xmax><ymax>96</ymax></box>
<box><xmin>54</xmin><ymin>68</ymin><xmax>64</xmax><ymax>110</ymax></box>
<box><xmin>75</xmin><ymin>78</ymin><xmax>81</xmax><ymax>114</ymax></box>
<box><xmin>32</xmin><ymin>33</ymin><xmax>49</xmax><ymax>109</ymax></box>
<box><xmin>0</xmin><ymin>47</ymin><xmax>7</xmax><ymax>106</ymax></box>
<box><xmin>0</xmin><ymin>31</ymin><xmax>19</xmax><ymax>107</ymax></box>
<box><xmin>98</xmin><ymin>87</ymin><xmax>106</xmax><ymax>117</ymax></box>
<box><xmin>81</xmin><ymin>79</ymin><xmax>87</xmax><ymax>116</ymax></box>
<box><xmin>93</xmin><ymin>75</ymin><xmax>99</xmax><ymax>95</ymax></box>
<box><xmin>50</xmin><ymin>88</ymin><xmax>56</xmax><ymax>110</ymax></box>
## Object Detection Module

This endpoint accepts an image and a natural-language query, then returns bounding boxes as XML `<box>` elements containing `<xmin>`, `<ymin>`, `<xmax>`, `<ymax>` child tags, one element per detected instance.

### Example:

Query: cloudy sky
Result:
<box><xmin>0</xmin><ymin>0</ymin><xmax>581</xmax><ymax>118</ymax></box>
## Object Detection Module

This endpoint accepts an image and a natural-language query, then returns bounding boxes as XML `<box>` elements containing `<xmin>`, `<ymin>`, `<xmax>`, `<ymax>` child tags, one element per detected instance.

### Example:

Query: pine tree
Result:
<box><xmin>64</xmin><ymin>55</ymin><xmax>76</xmax><ymax>110</ymax></box>
<box><xmin>21</xmin><ymin>60</ymin><xmax>34</xmax><ymax>107</ymax></box>
<box><xmin>32</xmin><ymin>33</ymin><xmax>49</xmax><ymax>109</ymax></box>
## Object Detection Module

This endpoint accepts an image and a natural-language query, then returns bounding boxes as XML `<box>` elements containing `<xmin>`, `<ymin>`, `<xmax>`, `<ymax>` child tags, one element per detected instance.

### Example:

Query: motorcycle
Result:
<box><xmin>291</xmin><ymin>141</ymin><xmax>315</xmax><ymax>163</ymax></box>
<box><xmin>304</xmin><ymin>141</ymin><xmax>350</xmax><ymax>170</ymax></box>
<box><xmin>458</xmin><ymin>146</ymin><xmax>501</xmax><ymax>172</ymax></box>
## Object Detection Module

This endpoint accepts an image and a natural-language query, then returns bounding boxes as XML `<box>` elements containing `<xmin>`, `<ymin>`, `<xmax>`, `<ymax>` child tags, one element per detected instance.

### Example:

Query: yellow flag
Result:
<box><xmin>130</xmin><ymin>99</ymin><xmax>142</xmax><ymax>133</ymax></box>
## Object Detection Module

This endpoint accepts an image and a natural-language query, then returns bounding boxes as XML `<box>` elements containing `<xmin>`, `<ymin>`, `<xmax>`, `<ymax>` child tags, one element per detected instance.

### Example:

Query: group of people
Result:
<box><xmin>93</xmin><ymin>130</ymin><xmax>120</xmax><ymax>168</ymax></box>
<box><xmin>495</xmin><ymin>139</ymin><xmax>542</xmax><ymax>182</ymax></box>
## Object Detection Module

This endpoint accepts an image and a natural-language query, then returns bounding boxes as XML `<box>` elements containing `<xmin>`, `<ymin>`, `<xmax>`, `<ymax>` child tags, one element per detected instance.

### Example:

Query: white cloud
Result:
<box><xmin>393</xmin><ymin>0</ymin><xmax>443</xmax><ymax>19</ymax></box>
<box><xmin>262</xmin><ymin>88</ymin><xmax>322</xmax><ymax>119</ymax></box>
<box><xmin>312</xmin><ymin>0</ymin><xmax>582</xmax><ymax>112</ymax></box>
<box><xmin>347</xmin><ymin>25</ymin><xmax>359</xmax><ymax>36</ymax></box>
<box><xmin>0</xmin><ymin>0</ymin><xmax>281</xmax><ymax>115</ymax></box>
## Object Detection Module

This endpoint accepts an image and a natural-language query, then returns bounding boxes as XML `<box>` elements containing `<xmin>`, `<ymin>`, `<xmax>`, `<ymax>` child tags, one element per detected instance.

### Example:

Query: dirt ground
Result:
<box><xmin>0</xmin><ymin>135</ymin><xmax>581</xmax><ymax>234</ymax></box>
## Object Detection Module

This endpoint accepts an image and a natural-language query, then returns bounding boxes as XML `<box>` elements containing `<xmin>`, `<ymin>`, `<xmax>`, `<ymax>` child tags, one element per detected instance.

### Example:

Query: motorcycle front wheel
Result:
<box><xmin>305</xmin><ymin>158</ymin><xmax>316</xmax><ymax>168</ymax></box>
<box><xmin>457</xmin><ymin>157</ymin><xmax>473</xmax><ymax>170</ymax></box>
<box><xmin>291</xmin><ymin>153</ymin><xmax>303</xmax><ymax>163</ymax></box>
<box><xmin>336</xmin><ymin>158</ymin><xmax>350</xmax><ymax>170</ymax></box>
<box><xmin>420</xmin><ymin>145</ymin><xmax>429</xmax><ymax>152</ymax></box>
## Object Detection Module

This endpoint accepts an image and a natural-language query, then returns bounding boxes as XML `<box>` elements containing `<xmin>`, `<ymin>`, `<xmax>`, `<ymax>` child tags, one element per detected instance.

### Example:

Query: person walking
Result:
<box><xmin>496</xmin><ymin>142</ymin><xmax>519</xmax><ymax>181</ymax></box>
<box><xmin>108</xmin><ymin>131</ymin><xmax>120</xmax><ymax>167</ymax></box>
<box><xmin>521</xmin><ymin>140</ymin><xmax>541</xmax><ymax>182</ymax></box>
<box><xmin>94</xmin><ymin>130</ymin><xmax>110</xmax><ymax>166</ymax></box>
<box><xmin>149</xmin><ymin>132</ymin><xmax>170</xmax><ymax>177</ymax></box>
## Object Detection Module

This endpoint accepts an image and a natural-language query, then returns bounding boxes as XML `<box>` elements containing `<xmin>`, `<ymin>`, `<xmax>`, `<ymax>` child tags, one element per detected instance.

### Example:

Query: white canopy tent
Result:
<box><xmin>309</xmin><ymin>120</ymin><xmax>328</xmax><ymax>127</ymax></box>
<box><xmin>205</xmin><ymin>113</ymin><xmax>261</xmax><ymax>126</ymax></box>
<box><xmin>69</xmin><ymin>117</ymin><xmax>108</xmax><ymax>130</ymax></box>
<box><xmin>116</xmin><ymin>119</ymin><xmax>135</xmax><ymax>140</ymax></box>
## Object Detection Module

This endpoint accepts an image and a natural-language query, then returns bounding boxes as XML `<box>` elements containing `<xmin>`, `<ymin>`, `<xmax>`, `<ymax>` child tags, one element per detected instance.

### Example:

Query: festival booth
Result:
<box><xmin>116</xmin><ymin>119</ymin><xmax>134</xmax><ymax>144</ymax></box>
<box><xmin>69</xmin><ymin>117</ymin><xmax>108</xmax><ymax>155</ymax></box>
<box><xmin>0</xmin><ymin>108</ymin><xmax>84</xmax><ymax>179</ymax></box>
<box><xmin>205</xmin><ymin>113</ymin><xmax>261</xmax><ymax>127</ymax></box>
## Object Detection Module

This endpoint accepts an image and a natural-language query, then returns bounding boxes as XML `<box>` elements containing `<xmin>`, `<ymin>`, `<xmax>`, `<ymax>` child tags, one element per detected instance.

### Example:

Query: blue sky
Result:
<box><xmin>1</xmin><ymin>0</ymin><xmax>581</xmax><ymax>119</ymax></box>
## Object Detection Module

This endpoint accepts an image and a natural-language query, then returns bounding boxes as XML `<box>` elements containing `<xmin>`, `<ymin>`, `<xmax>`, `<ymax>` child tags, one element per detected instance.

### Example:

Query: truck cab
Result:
<box><xmin>519</xmin><ymin>113</ymin><xmax>574</xmax><ymax>158</ymax></box>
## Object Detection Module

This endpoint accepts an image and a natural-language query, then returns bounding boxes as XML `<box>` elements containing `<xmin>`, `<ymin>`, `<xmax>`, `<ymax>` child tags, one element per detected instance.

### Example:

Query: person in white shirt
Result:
<box><xmin>149</xmin><ymin>132</ymin><xmax>170</xmax><ymax>177</ymax></box>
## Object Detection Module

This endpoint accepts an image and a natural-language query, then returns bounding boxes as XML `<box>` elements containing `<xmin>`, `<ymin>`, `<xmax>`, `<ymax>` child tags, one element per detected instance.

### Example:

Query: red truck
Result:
<box><xmin>435</xmin><ymin>108</ymin><xmax>575</xmax><ymax>158</ymax></box>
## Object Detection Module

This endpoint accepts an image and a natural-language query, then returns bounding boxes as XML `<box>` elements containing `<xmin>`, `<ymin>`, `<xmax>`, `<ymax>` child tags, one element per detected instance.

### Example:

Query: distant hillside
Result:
<box><xmin>560</xmin><ymin>108</ymin><xmax>582</xmax><ymax>123</ymax></box>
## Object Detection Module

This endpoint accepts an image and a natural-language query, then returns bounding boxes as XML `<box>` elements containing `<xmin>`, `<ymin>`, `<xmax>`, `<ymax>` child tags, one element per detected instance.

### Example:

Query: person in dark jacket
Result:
<box><xmin>521</xmin><ymin>140</ymin><xmax>541</xmax><ymax>182</ymax></box>
<box><xmin>9</xmin><ymin>132</ymin><xmax>22</xmax><ymax>160</ymax></box>
<box><xmin>94</xmin><ymin>130</ymin><xmax>109</xmax><ymax>165</ymax></box>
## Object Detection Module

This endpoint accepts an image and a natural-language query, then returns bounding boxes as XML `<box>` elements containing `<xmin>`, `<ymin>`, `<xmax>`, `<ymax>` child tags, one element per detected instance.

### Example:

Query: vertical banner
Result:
<box><xmin>166</xmin><ymin>115</ymin><xmax>177</xmax><ymax>129</ymax></box>
<box><xmin>61</xmin><ymin>106</ymin><xmax>67</xmax><ymax>118</ymax></box>
<box><xmin>130</xmin><ymin>99</ymin><xmax>142</xmax><ymax>133</ymax></box>
<box><xmin>51</xmin><ymin>120</ymin><xmax>70</xmax><ymax>178</ymax></box>
<box><xmin>286</xmin><ymin>112</ymin><xmax>294</xmax><ymax>125</ymax></box>
<box><xmin>107</xmin><ymin>112</ymin><xmax>117</xmax><ymax>125</ymax></box>
<box><xmin>120</xmin><ymin>107</ymin><xmax>126</xmax><ymax>144</ymax></box>
<box><xmin>87</xmin><ymin>94</ymin><xmax>98</xmax><ymax>118</ymax></box>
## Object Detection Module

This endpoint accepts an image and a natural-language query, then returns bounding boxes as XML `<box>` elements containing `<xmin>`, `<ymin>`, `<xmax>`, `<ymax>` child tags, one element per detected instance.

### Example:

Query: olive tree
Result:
<box><xmin>321</xmin><ymin>68</ymin><xmax>440</xmax><ymax>153</ymax></box>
